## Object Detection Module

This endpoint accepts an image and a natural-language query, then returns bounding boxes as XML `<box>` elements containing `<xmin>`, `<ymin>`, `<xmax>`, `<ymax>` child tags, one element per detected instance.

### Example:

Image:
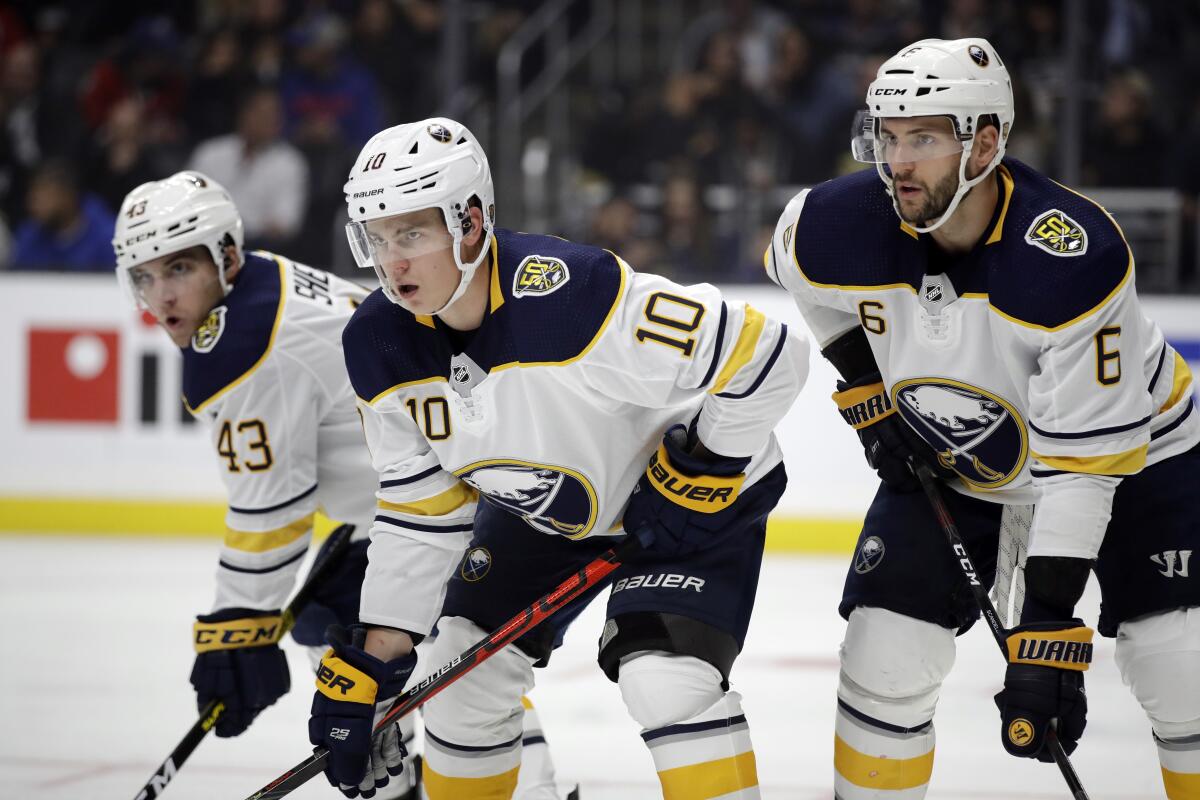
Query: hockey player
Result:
<box><xmin>112</xmin><ymin>171</ymin><xmax>572</xmax><ymax>800</ymax></box>
<box><xmin>306</xmin><ymin>117</ymin><xmax>809</xmax><ymax>800</ymax></box>
<box><xmin>766</xmin><ymin>38</ymin><xmax>1200</xmax><ymax>799</ymax></box>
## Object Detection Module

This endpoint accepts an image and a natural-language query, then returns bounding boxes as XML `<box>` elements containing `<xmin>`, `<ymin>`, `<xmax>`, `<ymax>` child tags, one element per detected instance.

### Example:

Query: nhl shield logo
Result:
<box><xmin>924</xmin><ymin>283</ymin><xmax>943</xmax><ymax>303</ymax></box>
<box><xmin>191</xmin><ymin>306</ymin><xmax>226</xmax><ymax>353</ymax></box>
<box><xmin>1025</xmin><ymin>209</ymin><xmax>1087</xmax><ymax>257</ymax></box>
<box><xmin>893</xmin><ymin>379</ymin><xmax>1028</xmax><ymax>489</ymax></box>
<box><xmin>427</xmin><ymin>123</ymin><xmax>453</xmax><ymax>143</ymax></box>
<box><xmin>855</xmin><ymin>536</ymin><xmax>886</xmax><ymax>574</ymax></box>
<box><xmin>461</xmin><ymin>547</ymin><xmax>492</xmax><ymax>582</ymax></box>
<box><xmin>452</xmin><ymin>364</ymin><xmax>470</xmax><ymax>384</ymax></box>
<box><xmin>513</xmin><ymin>256</ymin><xmax>570</xmax><ymax>298</ymax></box>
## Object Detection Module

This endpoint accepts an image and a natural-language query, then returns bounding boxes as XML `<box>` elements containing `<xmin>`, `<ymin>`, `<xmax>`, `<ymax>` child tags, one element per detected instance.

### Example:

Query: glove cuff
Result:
<box><xmin>194</xmin><ymin>610</ymin><xmax>284</xmax><ymax>653</ymax></box>
<box><xmin>647</xmin><ymin>440</ymin><xmax>746</xmax><ymax>513</ymax></box>
<box><xmin>832</xmin><ymin>376</ymin><xmax>896</xmax><ymax>430</ymax></box>
<box><xmin>1005</xmin><ymin>620</ymin><xmax>1094</xmax><ymax>671</ymax></box>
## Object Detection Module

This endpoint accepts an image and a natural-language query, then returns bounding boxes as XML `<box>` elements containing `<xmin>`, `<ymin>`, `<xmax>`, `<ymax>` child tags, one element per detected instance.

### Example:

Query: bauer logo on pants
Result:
<box><xmin>854</xmin><ymin>536</ymin><xmax>886</xmax><ymax>573</ymax></box>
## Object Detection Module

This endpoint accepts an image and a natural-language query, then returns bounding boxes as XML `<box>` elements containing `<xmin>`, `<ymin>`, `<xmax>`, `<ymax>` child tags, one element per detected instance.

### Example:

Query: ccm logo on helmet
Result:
<box><xmin>316</xmin><ymin>664</ymin><xmax>358</xmax><ymax>695</ymax></box>
<box><xmin>872</xmin><ymin>88</ymin><xmax>907</xmax><ymax>95</ymax></box>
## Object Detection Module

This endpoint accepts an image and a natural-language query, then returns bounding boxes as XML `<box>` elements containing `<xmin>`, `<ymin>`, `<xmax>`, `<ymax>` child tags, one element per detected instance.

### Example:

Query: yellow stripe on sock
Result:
<box><xmin>834</xmin><ymin>734</ymin><xmax>934</xmax><ymax>791</ymax></box>
<box><xmin>657</xmin><ymin>750</ymin><xmax>758</xmax><ymax>799</ymax></box>
<box><xmin>1162</xmin><ymin>765</ymin><xmax>1200</xmax><ymax>799</ymax></box>
<box><xmin>422</xmin><ymin>762</ymin><xmax>520</xmax><ymax>800</ymax></box>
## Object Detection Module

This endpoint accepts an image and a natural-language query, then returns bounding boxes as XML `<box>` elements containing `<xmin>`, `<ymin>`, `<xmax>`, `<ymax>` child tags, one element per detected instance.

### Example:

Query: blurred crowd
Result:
<box><xmin>2</xmin><ymin>0</ymin><xmax>1200</xmax><ymax>286</ymax></box>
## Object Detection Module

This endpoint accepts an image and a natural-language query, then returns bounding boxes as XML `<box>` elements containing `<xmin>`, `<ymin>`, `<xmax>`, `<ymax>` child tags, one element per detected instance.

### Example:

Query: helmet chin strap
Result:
<box><xmin>431</xmin><ymin>224</ymin><xmax>492</xmax><ymax>317</ymax></box>
<box><xmin>878</xmin><ymin>146</ymin><xmax>998</xmax><ymax>235</ymax></box>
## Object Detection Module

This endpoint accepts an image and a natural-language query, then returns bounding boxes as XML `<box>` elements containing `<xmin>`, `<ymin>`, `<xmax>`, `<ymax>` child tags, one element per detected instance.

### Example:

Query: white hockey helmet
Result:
<box><xmin>344</xmin><ymin>117</ymin><xmax>495</xmax><ymax>313</ymax></box>
<box><xmin>851</xmin><ymin>38</ymin><xmax>1014</xmax><ymax>233</ymax></box>
<box><xmin>112</xmin><ymin>171</ymin><xmax>244</xmax><ymax>308</ymax></box>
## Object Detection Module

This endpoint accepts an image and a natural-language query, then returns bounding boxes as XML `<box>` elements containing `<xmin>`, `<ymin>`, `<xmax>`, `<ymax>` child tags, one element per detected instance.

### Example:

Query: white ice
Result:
<box><xmin>0</xmin><ymin>536</ymin><xmax>1166</xmax><ymax>799</ymax></box>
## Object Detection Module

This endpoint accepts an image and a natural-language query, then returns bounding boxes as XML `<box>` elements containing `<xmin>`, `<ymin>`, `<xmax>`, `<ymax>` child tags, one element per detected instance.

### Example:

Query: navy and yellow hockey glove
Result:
<box><xmin>310</xmin><ymin>624</ymin><xmax>416</xmax><ymax>798</ymax></box>
<box><xmin>832</xmin><ymin>372</ymin><xmax>952</xmax><ymax>491</ymax></box>
<box><xmin>190</xmin><ymin>608</ymin><xmax>290</xmax><ymax>737</ymax></box>
<box><xmin>994</xmin><ymin>620</ymin><xmax>1092</xmax><ymax>761</ymax></box>
<box><xmin>623</xmin><ymin>424</ymin><xmax>750</xmax><ymax>557</ymax></box>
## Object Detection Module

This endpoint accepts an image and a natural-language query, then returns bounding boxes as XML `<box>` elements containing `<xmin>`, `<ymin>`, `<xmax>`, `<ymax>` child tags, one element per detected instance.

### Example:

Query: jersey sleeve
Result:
<box><xmin>207</xmin><ymin>352</ymin><xmax>324</xmax><ymax>612</ymax></box>
<box><xmin>993</xmin><ymin>237</ymin><xmax>1149</xmax><ymax>560</ymax></box>
<box><xmin>355</xmin><ymin>398</ymin><xmax>478</xmax><ymax>636</ymax></box>
<box><xmin>766</xmin><ymin>188</ymin><xmax>861</xmax><ymax>348</ymax></box>
<box><xmin>581</xmin><ymin>262</ymin><xmax>809</xmax><ymax>460</ymax></box>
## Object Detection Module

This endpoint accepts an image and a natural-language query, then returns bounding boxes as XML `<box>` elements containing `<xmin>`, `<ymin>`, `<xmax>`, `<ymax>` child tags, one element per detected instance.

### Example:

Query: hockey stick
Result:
<box><xmin>242</xmin><ymin>536</ymin><xmax>640</xmax><ymax>800</ymax></box>
<box><xmin>132</xmin><ymin>523</ymin><xmax>357</xmax><ymax>800</ymax></box>
<box><xmin>912</xmin><ymin>464</ymin><xmax>1090</xmax><ymax>800</ymax></box>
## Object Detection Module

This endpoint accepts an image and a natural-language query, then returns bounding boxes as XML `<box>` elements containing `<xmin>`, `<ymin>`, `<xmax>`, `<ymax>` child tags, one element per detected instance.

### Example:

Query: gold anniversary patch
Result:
<box><xmin>1024</xmin><ymin>209</ymin><xmax>1087</xmax><ymax>257</ymax></box>
<box><xmin>513</xmin><ymin>255</ymin><xmax>570</xmax><ymax>298</ymax></box>
<box><xmin>192</xmin><ymin>306</ymin><xmax>227</xmax><ymax>353</ymax></box>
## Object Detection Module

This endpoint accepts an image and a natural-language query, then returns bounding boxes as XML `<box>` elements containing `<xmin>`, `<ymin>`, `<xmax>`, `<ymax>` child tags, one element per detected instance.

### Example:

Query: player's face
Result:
<box><xmin>363</xmin><ymin>208</ymin><xmax>458</xmax><ymax>314</ymax></box>
<box><xmin>127</xmin><ymin>247</ymin><xmax>225</xmax><ymax>347</ymax></box>
<box><xmin>880</xmin><ymin>117</ymin><xmax>963</xmax><ymax>225</ymax></box>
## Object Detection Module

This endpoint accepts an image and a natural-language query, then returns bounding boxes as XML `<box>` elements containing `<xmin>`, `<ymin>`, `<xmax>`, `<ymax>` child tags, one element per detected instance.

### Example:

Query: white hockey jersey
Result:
<box><xmin>767</xmin><ymin>160</ymin><xmax>1199</xmax><ymax>560</ymax></box>
<box><xmin>342</xmin><ymin>229</ymin><xmax>810</xmax><ymax>634</ymax></box>
<box><xmin>182</xmin><ymin>251</ymin><xmax>375</xmax><ymax>611</ymax></box>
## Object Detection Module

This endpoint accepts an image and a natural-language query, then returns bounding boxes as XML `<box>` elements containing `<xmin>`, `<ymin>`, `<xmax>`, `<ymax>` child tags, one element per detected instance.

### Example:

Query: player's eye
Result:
<box><xmin>916</xmin><ymin>134</ymin><xmax>936</xmax><ymax>147</ymax></box>
<box><xmin>168</xmin><ymin>261</ymin><xmax>192</xmax><ymax>276</ymax></box>
<box><xmin>129</xmin><ymin>270</ymin><xmax>151</xmax><ymax>287</ymax></box>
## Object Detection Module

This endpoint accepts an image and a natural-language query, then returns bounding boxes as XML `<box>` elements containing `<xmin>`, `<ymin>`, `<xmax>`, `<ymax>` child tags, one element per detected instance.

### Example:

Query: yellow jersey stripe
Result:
<box><xmin>422</xmin><ymin>763</ymin><xmax>520</xmax><ymax>800</ymax></box>
<box><xmin>989</xmin><ymin>250</ymin><xmax>1132</xmax><ymax>332</ymax></box>
<box><xmin>985</xmin><ymin>165</ymin><xmax>1015</xmax><ymax>245</ymax></box>
<box><xmin>224</xmin><ymin>514</ymin><xmax>313</xmax><ymax>553</ymax></box>
<box><xmin>1162</xmin><ymin>765</ymin><xmax>1200</xmax><ymax>799</ymax></box>
<box><xmin>487</xmin><ymin>237</ymin><xmax>504</xmax><ymax>312</ymax></box>
<box><xmin>188</xmin><ymin>256</ymin><xmax>289</xmax><ymax>414</ymax></box>
<box><xmin>834</xmin><ymin>735</ymin><xmax>933</xmax><ymax>791</ymax></box>
<box><xmin>1032</xmin><ymin>444</ymin><xmax>1148</xmax><ymax>476</ymax></box>
<box><xmin>657</xmin><ymin>750</ymin><xmax>758</xmax><ymax>799</ymax></box>
<box><xmin>709</xmin><ymin>305</ymin><xmax>766</xmax><ymax>394</ymax></box>
<box><xmin>378</xmin><ymin>483</ymin><xmax>477</xmax><ymax>517</ymax></box>
<box><xmin>1161</xmin><ymin>352</ymin><xmax>1194</xmax><ymax>413</ymax></box>
<box><xmin>414</xmin><ymin>314</ymin><xmax>436</xmax><ymax>329</ymax></box>
<box><xmin>520</xmin><ymin>695</ymin><xmax>534</xmax><ymax>710</ymax></box>
<box><xmin>366</xmin><ymin>375</ymin><xmax>448</xmax><ymax>407</ymax></box>
<box><xmin>899</xmin><ymin>221</ymin><xmax>919</xmax><ymax>239</ymax></box>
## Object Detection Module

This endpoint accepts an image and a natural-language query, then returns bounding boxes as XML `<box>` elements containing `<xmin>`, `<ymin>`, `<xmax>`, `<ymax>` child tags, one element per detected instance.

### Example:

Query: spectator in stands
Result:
<box><xmin>85</xmin><ymin>97</ymin><xmax>167</xmax><ymax>215</ymax></box>
<box><xmin>279</xmin><ymin>12</ymin><xmax>382</xmax><ymax>148</ymax></box>
<box><xmin>1082</xmin><ymin>69</ymin><xmax>1168</xmax><ymax>187</ymax></box>
<box><xmin>12</xmin><ymin>160</ymin><xmax>115</xmax><ymax>271</ymax></box>
<box><xmin>673</xmin><ymin>0</ymin><xmax>791</xmax><ymax>93</ymax></box>
<box><xmin>189</xmin><ymin>86</ymin><xmax>308</xmax><ymax>251</ymax></box>
<box><xmin>185</xmin><ymin>28</ymin><xmax>249</xmax><ymax>144</ymax></box>
<box><xmin>588</xmin><ymin>195</ymin><xmax>661</xmax><ymax>272</ymax></box>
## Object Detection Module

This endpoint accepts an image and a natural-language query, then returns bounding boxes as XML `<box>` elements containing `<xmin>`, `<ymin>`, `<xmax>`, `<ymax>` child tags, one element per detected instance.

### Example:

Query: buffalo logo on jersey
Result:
<box><xmin>457</xmin><ymin>461</ymin><xmax>598</xmax><ymax>537</ymax></box>
<box><xmin>854</xmin><ymin>535</ymin><xmax>886</xmax><ymax>574</ymax></box>
<box><xmin>461</xmin><ymin>546</ymin><xmax>492</xmax><ymax>582</ymax></box>
<box><xmin>1025</xmin><ymin>209</ymin><xmax>1087</xmax><ymax>257</ymax></box>
<box><xmin>893</xmin><ymin>379</ymin><xmax>1027</xmax><ymax>489</ymax></box>
<box><xmin>512</xmin><ymin>255</ymin><xmax>570</xmax><ymax>298</ymax></box>
<box><xmin>191</xmin><ymin>306</ymin><xmax>227</xmax><ymax>353</ymax></box>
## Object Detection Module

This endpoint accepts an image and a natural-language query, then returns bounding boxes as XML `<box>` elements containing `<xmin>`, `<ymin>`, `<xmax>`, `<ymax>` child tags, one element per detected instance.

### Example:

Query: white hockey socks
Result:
<box><xmin>834</xmin><ymin>700</ymin><xmax>934</xmax><ymax>799</ymax></box>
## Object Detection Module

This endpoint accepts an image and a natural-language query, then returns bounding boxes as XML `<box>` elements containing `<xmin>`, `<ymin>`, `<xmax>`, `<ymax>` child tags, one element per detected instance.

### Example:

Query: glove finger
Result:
<box><xmin>380</xmin><ymin>726</ymin><xmax>406</xmax><ymax>771</ymax></box>
<box><xmin>338</xmin><ymin>781</ymin><xmax>361</xmax><ymax>798</ymax></box>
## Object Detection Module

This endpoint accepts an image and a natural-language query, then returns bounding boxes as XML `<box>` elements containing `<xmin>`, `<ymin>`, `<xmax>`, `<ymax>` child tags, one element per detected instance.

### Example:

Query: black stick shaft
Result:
<box><xmin>243</xmin><ymin>538</ymin><xmax>638</xmax><ymax>800</ymax></box>
<box><xmin>131</xmin><ymin>523</ymin><xmax>356</xmax><ymax>800</ymax></box>
<box><xmin>914</xmin><ymin>465</ymin><xmax>1090</xmax><ymax>800</ymax></box>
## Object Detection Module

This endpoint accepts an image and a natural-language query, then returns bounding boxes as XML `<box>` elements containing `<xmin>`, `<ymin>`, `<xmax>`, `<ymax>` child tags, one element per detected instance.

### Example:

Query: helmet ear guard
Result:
<box><xmin>854</xmin><ymin>37</ymin><xmax>1014</xmax><ymax>233</ymax></box>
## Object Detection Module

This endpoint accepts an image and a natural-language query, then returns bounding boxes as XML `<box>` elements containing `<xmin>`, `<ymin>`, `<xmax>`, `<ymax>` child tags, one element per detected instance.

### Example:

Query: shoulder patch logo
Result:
<box><xmin>513</xmin><ymin>255</ymin><xmax>570</xmax><ymax>298</ymax></box>
<box><xmin>1025</xmin><ymin>209</ymin><xmax>1087</xmax><ymax>257</ymax></box>
<box><xmin>191</xmin><ymin>306</ymin><xmax>227</xmax><ymax>353</ymax></box>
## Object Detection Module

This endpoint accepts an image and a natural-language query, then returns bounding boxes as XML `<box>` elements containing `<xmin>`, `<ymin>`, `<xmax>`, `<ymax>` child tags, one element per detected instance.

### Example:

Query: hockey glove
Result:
<box><xmin>623</xmin><ymin>424</ymin><xmax>750</xmax><ymax>557</ymax></box>
<box><xmin>833</xmin><ymin>373</ymin><xmax>951</xmax><ymax>491</ymax></box>
<box><xmin>994</xmin><ymin>620</ymin><xmax>1092</xmax><ymax>761</ymax></box>
<box><xmin>190</xmin><ymin>608</ymin><xmax>290</xmax><ymax>737</ymax></box>
<box><xmin>310</xmin><ymin>624</ymin><xmax>416</xmax><ymax>798</ymax></box>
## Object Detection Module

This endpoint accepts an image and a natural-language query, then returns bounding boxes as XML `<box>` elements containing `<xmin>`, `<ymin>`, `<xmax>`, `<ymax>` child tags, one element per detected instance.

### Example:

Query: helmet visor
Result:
<box><xmin>345</xmin><ymin>210</ymin><xmax>456</xmax><ymax>271</ymax></box>
<box><xmin>850</xmin><ymin>110</ymin><xmax>968</xmax><ymax>165</ymax></box>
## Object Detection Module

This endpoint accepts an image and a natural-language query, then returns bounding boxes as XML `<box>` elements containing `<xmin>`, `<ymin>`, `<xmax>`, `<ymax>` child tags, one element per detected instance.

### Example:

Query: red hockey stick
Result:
<box><xmin>243</xmin><ymin>537</ymin><xmax>638</xmax><ymax>800</ymax></box>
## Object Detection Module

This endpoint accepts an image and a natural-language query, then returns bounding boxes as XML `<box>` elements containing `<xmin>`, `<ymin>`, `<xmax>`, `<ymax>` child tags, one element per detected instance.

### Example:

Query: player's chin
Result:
<box><xmin>161</xmin><ymin>318</ymin><xmax>194</xmax><ymax>347</ymax></box>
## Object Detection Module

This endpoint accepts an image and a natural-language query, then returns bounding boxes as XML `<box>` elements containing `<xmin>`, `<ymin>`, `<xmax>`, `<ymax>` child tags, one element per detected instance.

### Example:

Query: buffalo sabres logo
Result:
<box><xmin>427</xmin><ymin>123</ymin><xmax>452</xmax><ymax>143</ymax></box>
<box><xmin>461</xmin><ymin>547</ymin><xmax>492</xmax><ymax>582</ymax></box>
<box><xmin>893</xmin><ymin>379</ymin><xmax>1027</xmax><ymax>489</ymax></box>
<box><xmin>968</xmin><ymin>44</ymin><xmax>989</xmax><ymax>67</ymax></box>
<box><xmin>191</xmin><ymin>306</ymin><xmax>227</xmax><ymax>353</ymax></box>
<box><xmin>513</xmin><ymin>255</ymin><xmax>570</xmax><ymax>298</ymax></box>
<box><xmin>457</xmin><ymin>460</ymin><xmax>597</xmax><ymax>537</ymax></box>
<box><xmin>1025</xmin><ymin>209</ymin><xmax>1087</xmax><ymax>257</ymax></box>
<box><xmin>854</xmin><ymin>536</ymin><xmax>886</xmax><ymax>574</ymax></box>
